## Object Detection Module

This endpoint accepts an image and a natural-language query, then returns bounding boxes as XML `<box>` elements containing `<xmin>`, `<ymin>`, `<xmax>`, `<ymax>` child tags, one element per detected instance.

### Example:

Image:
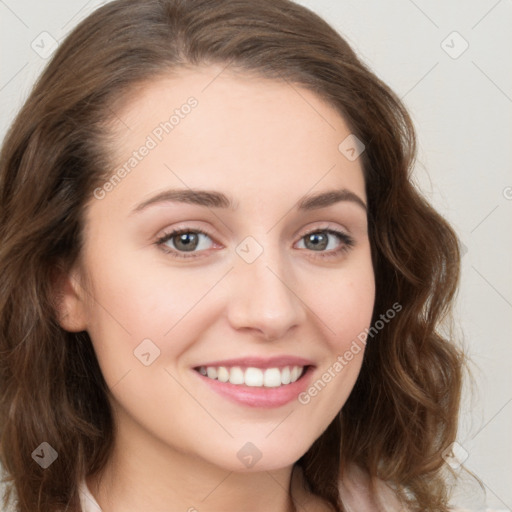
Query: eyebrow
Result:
<box><xmin>131</xmin><ymin>187</ymin><xmax>367</xmax><ymax>214</ymax></box>
<box><xmin>297</xmin><ymin>189</ymin><xmax>366</xmax><ymax>211</ymax></box>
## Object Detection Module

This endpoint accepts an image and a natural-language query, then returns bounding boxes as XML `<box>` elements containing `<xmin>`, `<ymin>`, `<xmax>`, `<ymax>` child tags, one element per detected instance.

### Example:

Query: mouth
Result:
<box><xmin>193</xmin><ymin>364</ymin><xmax>308</xmax><ymax>388</ymax></box>
<box><xmin>191</xmin><ymin>357</ymin><xmax>315</xmax><ymax>408</ymax></box>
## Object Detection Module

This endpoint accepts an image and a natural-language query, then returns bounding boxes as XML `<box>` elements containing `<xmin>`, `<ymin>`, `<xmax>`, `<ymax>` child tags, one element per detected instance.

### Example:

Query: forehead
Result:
<box><xmin>100</xmin><ymin>65</ymin><xmax>366</xmax><ymax>211</ymax></box>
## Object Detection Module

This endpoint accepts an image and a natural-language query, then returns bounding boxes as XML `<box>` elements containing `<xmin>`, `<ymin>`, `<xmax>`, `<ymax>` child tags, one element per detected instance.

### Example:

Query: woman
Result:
<box><xmin>0</xmin><ymin>0</ymin><xmax>464</xmax><ymax>510</ymax></box>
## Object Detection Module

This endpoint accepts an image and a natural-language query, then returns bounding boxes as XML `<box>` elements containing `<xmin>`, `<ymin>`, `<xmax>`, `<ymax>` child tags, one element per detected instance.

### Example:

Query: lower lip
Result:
<box><xmin>193</xmin><ymin>367</ymin><xmax>314</xmax><ymax>408</ymax></box>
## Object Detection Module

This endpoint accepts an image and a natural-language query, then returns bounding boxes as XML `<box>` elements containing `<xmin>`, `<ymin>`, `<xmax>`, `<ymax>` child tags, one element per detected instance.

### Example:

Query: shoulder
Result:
<box><xmin>338</xmin><ymin>464</ymin><xmax>408</xmax><ymax>512</ymax></box>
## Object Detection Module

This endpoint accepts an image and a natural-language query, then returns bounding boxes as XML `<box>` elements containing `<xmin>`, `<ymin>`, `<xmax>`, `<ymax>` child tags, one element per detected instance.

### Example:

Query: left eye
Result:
<box><xmin>296</xmin><ymin>230</ymin><xmax>347</xmax><ymax>252</ymax></box>
<box><xmin>158</xmin><ymin>230</ymin><xmax>214</xmax><ymax>253</ymax></box>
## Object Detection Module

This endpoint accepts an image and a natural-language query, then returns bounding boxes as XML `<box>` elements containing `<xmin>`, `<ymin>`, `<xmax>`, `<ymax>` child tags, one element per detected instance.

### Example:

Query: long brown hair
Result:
<box><xmin>0</xmin><ymin>0</ymin><xmax>464</xmax><ymax>510</ymax></box>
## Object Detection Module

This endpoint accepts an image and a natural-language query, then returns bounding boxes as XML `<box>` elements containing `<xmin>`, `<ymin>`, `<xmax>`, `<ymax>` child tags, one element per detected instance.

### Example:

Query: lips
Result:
<box><xmin>192</xmin><ymin>356</ymin><xmax>315</xmax><ymax>407</ymax></box>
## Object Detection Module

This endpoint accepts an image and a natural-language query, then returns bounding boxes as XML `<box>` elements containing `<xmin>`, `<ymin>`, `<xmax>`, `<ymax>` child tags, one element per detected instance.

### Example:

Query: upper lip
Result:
<box><xmin>193</xmin><ymin>356</ymin><xmax>315</xmax><ymax>369</ymax></box>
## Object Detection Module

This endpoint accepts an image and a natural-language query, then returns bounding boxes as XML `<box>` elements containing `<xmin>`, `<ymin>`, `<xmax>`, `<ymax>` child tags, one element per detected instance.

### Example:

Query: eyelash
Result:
<box><xmin>155</xmin><ymin>227</ymin><xmax>355</xmax><ymax>260</ymax></box>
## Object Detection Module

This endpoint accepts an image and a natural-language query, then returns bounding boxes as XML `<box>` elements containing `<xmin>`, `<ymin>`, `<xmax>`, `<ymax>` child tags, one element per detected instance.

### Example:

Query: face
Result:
<box><xmin>63</xmin><ymin>65</ymin><xmax>375</xmax><ymax>473</ymax></box>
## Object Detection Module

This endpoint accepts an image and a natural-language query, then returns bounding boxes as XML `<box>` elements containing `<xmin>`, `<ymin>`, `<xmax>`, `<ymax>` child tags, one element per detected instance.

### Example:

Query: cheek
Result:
<box><xmin>308</xmin><ymin>258</ymin><xmax>376</xmax><ymax>350</ymax></box>
<box><xmin>295</xmin><ymin>257</ymin><xmax>375</xmax><ymax>417</ymax></box>
<box><xmin>81</xmin><ymin>244</ymin><xmax>230</xmax><ymax>380</ymax></box>
<box><xmin>328</xmin><ymin>276</ymin><xmax>375</xmax><ymax>350</ymax></box>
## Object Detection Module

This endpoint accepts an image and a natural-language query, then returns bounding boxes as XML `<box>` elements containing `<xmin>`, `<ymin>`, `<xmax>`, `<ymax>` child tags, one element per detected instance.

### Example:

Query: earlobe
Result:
<box><xmin>52</xmin><ymin>265</ymin><xmax>88</xmax><ymax>332</ymax></box>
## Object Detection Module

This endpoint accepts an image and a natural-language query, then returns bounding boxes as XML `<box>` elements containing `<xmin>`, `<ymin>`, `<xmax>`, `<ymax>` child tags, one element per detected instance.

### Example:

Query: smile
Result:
<box><xmin>192</xmin><ymin>356</ymin><xmax>315</xmax><ymax>408</ymax></box>
<box><xmin>195</xmin><ymin>365</ymin><xmax>305</xmax><ymax>388</ymax></box>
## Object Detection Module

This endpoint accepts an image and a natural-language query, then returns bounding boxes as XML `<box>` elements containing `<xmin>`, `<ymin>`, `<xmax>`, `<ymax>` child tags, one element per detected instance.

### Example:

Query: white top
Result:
<box><xmin>78</xmin><ymin>478</ymin><xmax>102</xmax><ymax>512</ymax></box>
<box><xmin>76</xmin><ymin>477</ymin><xmax>494</xmax><ymax>512</ymax></box>
<box><xmin>77</xmin><ymin>475</ymin><xmax>402</xmax><ymax>512</ymax></box>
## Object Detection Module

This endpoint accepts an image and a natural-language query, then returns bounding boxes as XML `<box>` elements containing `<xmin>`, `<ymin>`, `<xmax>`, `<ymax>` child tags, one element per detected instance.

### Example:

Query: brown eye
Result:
<box><xmin>294</xmin><ymin>228</ymin><xmax>355</xmax><ymax>260</ymax></box>
<box><xmin>297</xmin><ymin>229</ymin><xmax>352</xmax><ymax>252</ymax></box>
<box><xmin>157</xmin><ymin>229</ymin><xmax>215</xmax><ymax>256</ymax></box>
<box><xmin>303</xmin><ymin>232</ymin><xmax>329</xmax><ymax>251</ymax></box>
<box><xmin>172</xmin><ymin>232</ymin><xmax>200</xmax><ymax>252</ymax></box>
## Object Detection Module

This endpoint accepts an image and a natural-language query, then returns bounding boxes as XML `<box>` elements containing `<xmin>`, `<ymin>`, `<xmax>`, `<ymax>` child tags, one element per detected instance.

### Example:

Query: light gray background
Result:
<box><xmin>1</xmin><ymin>1</ymin><xmax>511</xmax><ymax>510</ymax></box>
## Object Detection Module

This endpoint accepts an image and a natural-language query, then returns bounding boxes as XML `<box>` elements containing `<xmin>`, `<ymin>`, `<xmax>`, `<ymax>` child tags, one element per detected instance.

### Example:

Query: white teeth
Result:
<box><xmin>280</xmin><ymin>366</ymin><xmax>291</xmax><ymax>385</ymax></box>
<box><xmin>197</xmin><ymin>365</ymin><xmax>305</xmax><ymax>388</ymax></box>
<box><xmin>245</xmin><ymin>367</ymin><xmax>264</xmax><ymax>387</ymax></box>
<box><xmin>229</xmin><ymin>366</ymin><xmax>244</xmax><ymax>385</ymax></box>
<box><xmin>217</xmin><ymin>366</ymin><xmax>229</xmax><ymax>383</ymax></box>
<box><xmin>263</xmin><ymin>368</ymin><xmax>282</xmax><ymax>387</ymax></box>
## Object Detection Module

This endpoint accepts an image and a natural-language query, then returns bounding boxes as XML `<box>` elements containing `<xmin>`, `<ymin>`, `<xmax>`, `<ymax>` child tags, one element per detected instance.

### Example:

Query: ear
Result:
<box><xmin>51</xmin><ymin>263</ymin><xmax>88</xmax><ymax>332</ymax></box>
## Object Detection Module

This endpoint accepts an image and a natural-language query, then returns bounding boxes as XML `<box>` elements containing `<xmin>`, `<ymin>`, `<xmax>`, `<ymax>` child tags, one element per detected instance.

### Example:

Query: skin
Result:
<box><xmin>58</xmin><ymin>65</ymin><xmax>376</xmax><ymax>512</ymax></box>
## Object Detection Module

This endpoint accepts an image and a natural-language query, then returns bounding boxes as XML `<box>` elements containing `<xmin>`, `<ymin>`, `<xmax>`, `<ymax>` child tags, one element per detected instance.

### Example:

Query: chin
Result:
<box><xmin>201</xmin><ymin>436</ymin><xmax>314</xmax><ymax>474</ymax></box>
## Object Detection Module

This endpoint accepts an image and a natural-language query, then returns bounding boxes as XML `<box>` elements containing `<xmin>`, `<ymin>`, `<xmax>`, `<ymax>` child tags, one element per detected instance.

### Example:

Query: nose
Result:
<box><xmin>226</xmin><ymin>248</ymin><xmax>306</xmax><ymax>341</ymax></box>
